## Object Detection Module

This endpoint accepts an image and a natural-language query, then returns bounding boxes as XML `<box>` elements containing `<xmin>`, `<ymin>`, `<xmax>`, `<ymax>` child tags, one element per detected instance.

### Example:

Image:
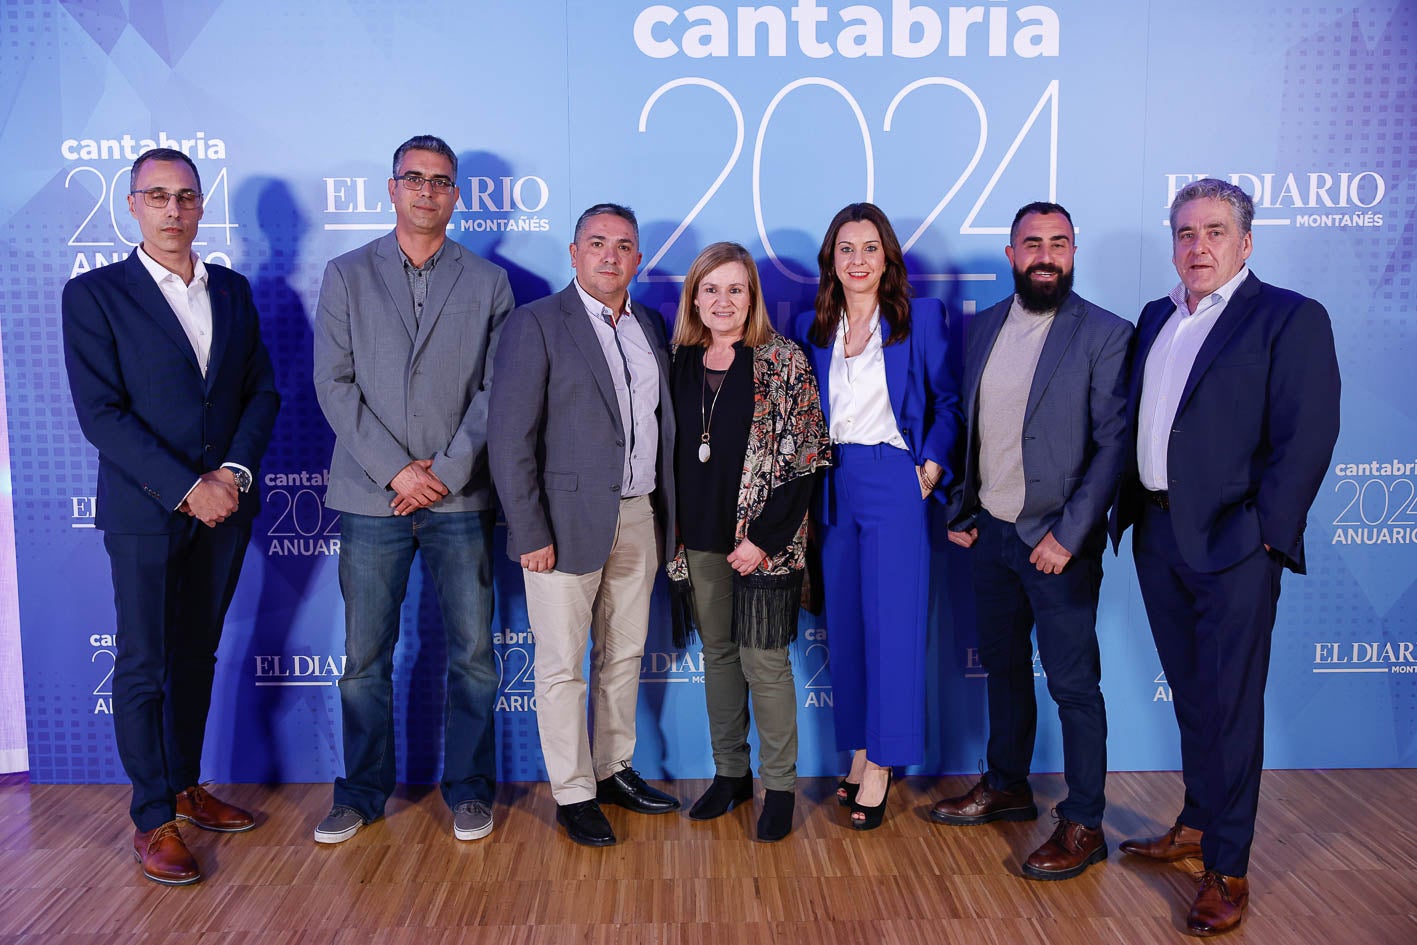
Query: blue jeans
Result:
<box><xmin>333</xmin><ymin>509</ymin><xmax>497</xmax><ymax>820</ymax></box>
<box><xmin>972</xmin><ymin>510</ymin><xmax>1106</xmax><ymax>827</ymax></box>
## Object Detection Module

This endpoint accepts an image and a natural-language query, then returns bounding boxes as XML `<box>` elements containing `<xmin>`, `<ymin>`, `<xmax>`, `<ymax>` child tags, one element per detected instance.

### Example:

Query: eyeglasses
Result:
<box><xmin>392</xmin><ymin>174</ymin><xmax>456</xmax><ymax>194</ymax></box>
<box><xmin>130</xmin><ymin>188</ymin><xmax>203</xmax><ymax>210</ymax></box>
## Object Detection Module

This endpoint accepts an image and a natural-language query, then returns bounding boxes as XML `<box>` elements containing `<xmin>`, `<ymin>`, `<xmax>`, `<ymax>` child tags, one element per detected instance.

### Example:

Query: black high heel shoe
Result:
<box><xmin>689</xmin><ymin>773</ymin><xmax>754</xmax><ymax>820</ymax></box>
<box><xmin>836</xmin><ymin>778</ymin><xmax>859</xmax><ymax>808</ymax></box>
<box><xmin>850</xmin><ymin>768</ymin><xmax>892</xmax><ymax>831</ymax></box>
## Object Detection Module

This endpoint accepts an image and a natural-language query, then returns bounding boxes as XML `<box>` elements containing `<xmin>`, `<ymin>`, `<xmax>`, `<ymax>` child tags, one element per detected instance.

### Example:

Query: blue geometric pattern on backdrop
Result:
<box><xmin>2</xmin><ymin>0</ymin><xmax>1414</xmax><ymax>787</ymax></box>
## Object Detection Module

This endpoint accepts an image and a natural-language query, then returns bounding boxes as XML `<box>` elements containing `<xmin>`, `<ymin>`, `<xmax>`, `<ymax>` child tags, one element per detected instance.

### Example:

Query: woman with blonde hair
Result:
<box><xmin>667</xmin><ymin>241</ymin><xmax>828</xmax><ymax>842</ymax></box>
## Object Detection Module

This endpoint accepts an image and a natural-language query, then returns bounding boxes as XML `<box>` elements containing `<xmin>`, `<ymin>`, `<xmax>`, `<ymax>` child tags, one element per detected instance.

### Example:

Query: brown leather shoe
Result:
<box><xmin>176</xmin><ymin>784</ymin><xmax>255</xmax><ymax>832</ymax></box>
<box><xmin>1022</xmin><ymin>814</ymin><xmax>1107</xmax><ymax>880</ymax></box>
<box><xmin>1186</xmin><ymin>871</ymin><xmax>1248</xmax><ymax>936</ymax></box>
<box><xmin>1120</xmin><ymin>821</ymin><xmax>1203</xmax><ymax>861</ymax></box>
<box><xmin>930</xmin><ymin>776</ymin><xmax>1037</xmax><ymax>825</ymax></box>
<box><xmin>133</xmin><ymin>821</ymin><xmax>201</xmax><ymax>885</ymax></box>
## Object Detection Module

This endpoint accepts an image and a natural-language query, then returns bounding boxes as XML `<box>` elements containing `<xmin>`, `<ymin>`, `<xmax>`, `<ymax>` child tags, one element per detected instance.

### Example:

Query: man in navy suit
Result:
<box><xmin>1111</xmin><ymin>179</ymin><xmax>1339</xmax><ymax>935</ymax></box>
<box><xmin>63</xmin><ymin>148</ymin><xmax>279</xmax><ymax>885</ymax></box>
<box><xmin>931</xmin><ymin>203</ymin><xmax>1131</xmax><ymax>881</ymax></box>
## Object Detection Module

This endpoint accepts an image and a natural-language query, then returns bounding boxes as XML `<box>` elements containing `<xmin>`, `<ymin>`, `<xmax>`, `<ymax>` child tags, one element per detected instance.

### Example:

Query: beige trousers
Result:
<box><xmin>523</xmin><ymin>495</ymin><xmax>658</xmax><ymax>805</ymax></box>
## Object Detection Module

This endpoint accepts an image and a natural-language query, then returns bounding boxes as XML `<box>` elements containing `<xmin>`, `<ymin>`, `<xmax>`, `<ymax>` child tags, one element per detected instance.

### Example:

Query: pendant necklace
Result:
<box><xmin>699</xmin><ymin>350</ymin><xmax>728</xmax><ymax>463</ymax></box>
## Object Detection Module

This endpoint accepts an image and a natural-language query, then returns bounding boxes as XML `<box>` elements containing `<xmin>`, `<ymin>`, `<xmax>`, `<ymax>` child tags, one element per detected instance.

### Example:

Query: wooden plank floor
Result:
<box><xmin>1</xmin><ymin>770</ymin><xmax>1414</xmax><ymax>944</ymax></box>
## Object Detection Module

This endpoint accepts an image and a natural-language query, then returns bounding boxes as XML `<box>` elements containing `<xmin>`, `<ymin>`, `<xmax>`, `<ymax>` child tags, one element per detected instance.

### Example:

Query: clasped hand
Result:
<box><xmin>181</xmin><ymin>469</ymin><xmax>239</xmax><ymax>527</ymax></box>
<box><xmin>727</xmin><ymin>538</ymin><xmax>766</xmax><ymax>575</ymax></box>
<box><xmin>390</xmin><ymin>459</ymin><xmax>448</xmax><ymax>515</ymax></box>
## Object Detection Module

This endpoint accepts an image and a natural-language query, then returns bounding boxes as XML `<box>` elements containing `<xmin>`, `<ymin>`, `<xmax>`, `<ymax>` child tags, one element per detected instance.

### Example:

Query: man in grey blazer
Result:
<box><xmin>932</xmin><ymin>203</ymin><xmax>1131</xmax><ymax>881</ymax></box>
<box><xmin>311</xmin><ymin>135</ymin><xmax>514</xmax><ymax>845</ymax></box>
<box><xmin>488</xmin><ymin>203</ymin><xmax>678</xmax><ymax>847</ymax></box>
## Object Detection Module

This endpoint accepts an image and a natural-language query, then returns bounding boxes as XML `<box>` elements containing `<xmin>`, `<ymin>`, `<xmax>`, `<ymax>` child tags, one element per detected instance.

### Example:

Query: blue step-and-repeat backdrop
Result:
<box><xmin>2</xmin><ymin>0</ymin><xmax>1413</xmax><ymax>785</ymax></box>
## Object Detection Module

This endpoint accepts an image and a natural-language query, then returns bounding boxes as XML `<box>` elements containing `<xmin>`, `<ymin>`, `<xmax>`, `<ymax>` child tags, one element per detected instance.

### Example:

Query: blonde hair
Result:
<box><xmin>672</xmin><ymin>242</ymin><xmax>772</xmax><ymax>348</ymax></box>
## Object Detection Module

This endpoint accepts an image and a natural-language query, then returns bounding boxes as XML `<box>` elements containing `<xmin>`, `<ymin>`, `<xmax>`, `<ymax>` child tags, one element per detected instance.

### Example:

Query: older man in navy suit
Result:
<box><xmin>931</xmin><ymin>202</ymin><xmax>1131</xmax><ymax>882</ymax></box>
<box><xmin>1111</xmin><ymin>179</ymin><xmax>1340</xmax><ymax>936</ymax></box>
<box><xmin>63</xmin><ymin>147</ymin><xmax>279</xmax><ymax>885</ymax></box>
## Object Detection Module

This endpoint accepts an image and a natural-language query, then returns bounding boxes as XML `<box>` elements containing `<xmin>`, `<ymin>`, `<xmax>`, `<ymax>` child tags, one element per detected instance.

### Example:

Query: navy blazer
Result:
<box><xmin>62</xmin><ymin>252</ymin><xmax>279</xmax><ymax>534</ymax></box>
<box><xmin>794</xmin><ymin>297</ymin><xmax>961</xmax><ymax>523</ymax></box>
<box><xmin>1109</xmin><ymin>272</ymin><xmax>1340</xmax><ymax>574</ymax></box>
<box><xmin>488</xmin><ymin>281</ymin><xmax>676</xmax><ymax>575</ymax></box>
<box><xmin>948</xmin><ymin>291</ymin><xmax>1132</xmax><ymax>555</ymax></box>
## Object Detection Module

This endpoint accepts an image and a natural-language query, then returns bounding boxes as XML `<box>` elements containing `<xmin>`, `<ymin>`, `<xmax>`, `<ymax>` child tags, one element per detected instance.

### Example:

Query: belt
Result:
<box><xmin>1143</xmin><ymin>489</ymin><xmax>1170</xmax><ymax>511</ymax></box>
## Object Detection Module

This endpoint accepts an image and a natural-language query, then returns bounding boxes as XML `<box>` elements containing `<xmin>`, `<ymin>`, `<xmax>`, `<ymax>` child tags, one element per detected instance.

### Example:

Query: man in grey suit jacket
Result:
<box><xmin>488</xmin><ymin>203</ymin><xmax>678</xmax><ymax>848</ymax></box>
<box><xmin>311</xmin><ymin>135</ymin><xmax>514</xmax><ymax>845</ymax></box>
<box><xmin>932</xmin><ymin>203</ymin><xmax>1131</xmax><ymax>882</ymax></box>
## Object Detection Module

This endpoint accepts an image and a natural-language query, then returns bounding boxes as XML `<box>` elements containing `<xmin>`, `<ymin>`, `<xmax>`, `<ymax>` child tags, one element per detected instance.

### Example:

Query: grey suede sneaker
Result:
<box><xmin>453</xmin><ymin>800</ymin><xmax>493</xmax><ymax>841</ymax></box>
<box><xmin>313</xmin><ymin>805</ymin><xmax>365</xmax><ymax>844</ymax></box>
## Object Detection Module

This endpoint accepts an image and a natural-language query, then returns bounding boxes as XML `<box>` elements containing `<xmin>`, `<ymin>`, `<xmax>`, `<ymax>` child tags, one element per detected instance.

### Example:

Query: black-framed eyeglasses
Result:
<box><xmin>130</xmin><ymin>188</ymin><xmax>203</xmax><ymax>210</ymax></box>
<box><xmin>392</xmin><ymin>174</ymin><xmax>456</xmax><ymax>194</ymax></box>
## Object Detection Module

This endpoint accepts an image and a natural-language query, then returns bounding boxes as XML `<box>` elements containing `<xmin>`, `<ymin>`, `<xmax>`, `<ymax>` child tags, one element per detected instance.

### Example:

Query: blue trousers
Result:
<box><xmin>334</xmin><ymin>509</ymin><xmax>498</xmax><ymax>821</ymax></box>
<box><xmin>971</xmin><ymin>510</ymin><xmax>1106</xmax><ymax>827</ymax></box>
<box><xmin>820</xmin><ymin>444</ymin><xmax>930</xmax><ymax>767</ymax></box>
<box><xmin>1134</xmin><ymin>501</ymin><xmax>1282</xmax><ymax>877</ymax></box>
<box><xmin>105</xmin><ymin>522</ymin><xmax>250</xmax><ymax>831</ymax></box>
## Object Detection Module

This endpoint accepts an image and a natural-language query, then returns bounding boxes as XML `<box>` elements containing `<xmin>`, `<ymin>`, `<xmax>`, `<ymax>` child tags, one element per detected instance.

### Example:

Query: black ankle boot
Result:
<box><xmin>689</xmin><ymin>773</ymin><xmax>754</xmax><ymax>820</ymax></box>
<box><xmin>757</xmin><ymin>789</ymin><xmax>795</xmax><ymax>842</ymax></box>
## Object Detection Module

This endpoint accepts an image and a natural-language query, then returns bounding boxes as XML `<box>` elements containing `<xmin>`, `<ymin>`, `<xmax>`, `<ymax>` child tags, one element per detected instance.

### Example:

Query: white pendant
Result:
<box><xmin>698</xmin><ymin>442</ymin><xmax>711</xmax><ymax>463</ymax></box>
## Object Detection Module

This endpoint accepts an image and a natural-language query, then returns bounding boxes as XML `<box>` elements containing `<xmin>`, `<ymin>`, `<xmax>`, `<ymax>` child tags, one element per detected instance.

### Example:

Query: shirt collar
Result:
<box><xmin>136</xmin><ymin>244</ymin><xmax>206</xmax><ymax>289</ymax></box>
<box><xmin>399</xmin><ymin>240</ymin><xmax>446</xmax><ymax>273</ymax></box>
<box><xmin>574</xmin><ymin>277</ymin><xmax>632</xmax><ymax>325</ymax></box>
<box><xmin>1168</xmin><ymin>265</ymin><xmax>1250</xmax><ymax>314</ymax></box>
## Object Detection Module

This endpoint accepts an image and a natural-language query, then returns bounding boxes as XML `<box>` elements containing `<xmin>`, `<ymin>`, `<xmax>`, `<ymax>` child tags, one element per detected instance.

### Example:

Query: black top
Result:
<box><xmin>672</xmin><ymin>344</ymin><xmax>814</xmax><ymax>556</ymax></box>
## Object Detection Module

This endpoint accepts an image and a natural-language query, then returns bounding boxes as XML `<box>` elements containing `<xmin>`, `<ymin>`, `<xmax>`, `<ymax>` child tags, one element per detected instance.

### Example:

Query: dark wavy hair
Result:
<box><xmin>810</xmin><ymin>202</ymin><xmax>913</xmax><ymax>348</ymax></box>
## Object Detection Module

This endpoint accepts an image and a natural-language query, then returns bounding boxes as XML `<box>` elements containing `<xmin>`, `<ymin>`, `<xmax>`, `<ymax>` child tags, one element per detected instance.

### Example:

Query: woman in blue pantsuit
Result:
<box><xmin>794</xmin><ymin>203</ymin><xmax>961</xmax><ymax>829</ymax></box>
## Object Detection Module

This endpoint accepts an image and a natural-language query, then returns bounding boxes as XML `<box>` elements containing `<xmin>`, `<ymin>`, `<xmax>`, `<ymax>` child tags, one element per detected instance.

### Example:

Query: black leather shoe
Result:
<box><xmin>689</xmin><ymin>773</ymin><xmax>753</xmax><ymax>821</ymax></box>
<box><xmin>596</xmin><ymin>769</ymin><xmax>681</xmax><ymax>814</ymax></box>
<box><xmin>556</xmin><ymin>800</ymin><xmax>616</xmax><ymax>847</ymax></box>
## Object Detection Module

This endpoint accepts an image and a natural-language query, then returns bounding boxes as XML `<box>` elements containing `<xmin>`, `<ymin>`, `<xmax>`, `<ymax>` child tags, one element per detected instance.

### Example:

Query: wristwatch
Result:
<box><xmin>228</xmin><ymin>466</ymin><xmax>252</xmax><ymax>493</ymax></box>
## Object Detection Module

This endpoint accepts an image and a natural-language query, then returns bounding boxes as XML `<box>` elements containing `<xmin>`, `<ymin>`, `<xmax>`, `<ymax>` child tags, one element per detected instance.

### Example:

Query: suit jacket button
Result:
<box><xmin>611</xmin><ymin>484</ymin><xmax>620</xmax><ymax>493</ymax></box>
<box><xmin>204</xmin><ymin>401</ymin><xmax>212</xmax><ymax>409</ymax></box>
<box><xmin>205</xmin><ymin>444</ymin><xmax>214</xmax><ymax>452</ymax></box>
<box><xmin>616</xmin><ymin>439</ymin><xmax>624</xmax><ymax>447</ymax></box>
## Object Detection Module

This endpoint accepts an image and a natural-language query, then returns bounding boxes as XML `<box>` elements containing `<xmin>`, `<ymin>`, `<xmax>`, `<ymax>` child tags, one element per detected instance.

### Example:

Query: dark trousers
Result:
<box><xmin>820</xmin><ymin>443</ymin><xmax>930</xmax><ymax>767</ymax></box>
<box><xmin>334</xmin><ymin>509</ymin><xmax>498</xmax><ymax>821</ymax></box>
<box><xmin>105</xmin><ymin>522</ymin><xmax>250</xmax><ymax>831</ymax></box>
<box><xmin>972</xmin><ymin>510</ymin><xmax>1107</xmax><ymax>827</ymax></box>
<box><xmin>1133</xmin><ymin>501</ymin><xmax>1282</xmax><ymax>877</ymax></box>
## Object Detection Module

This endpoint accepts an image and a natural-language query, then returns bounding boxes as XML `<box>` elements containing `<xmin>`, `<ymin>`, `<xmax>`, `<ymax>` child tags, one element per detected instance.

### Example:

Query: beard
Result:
<box><xmin>1012</xmin><ymin>264</ymin><xmax>1074</xmax><ymax>313</ymax></box>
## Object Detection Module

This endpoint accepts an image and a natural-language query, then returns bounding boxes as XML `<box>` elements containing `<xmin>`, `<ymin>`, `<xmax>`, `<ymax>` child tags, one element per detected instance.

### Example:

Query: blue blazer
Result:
<box><xmin>1109</xmin><ymin>272</ymin><xmax>1340</xmax><ymax>574</ymax></box>
<box><xmin>793</xmin><ymin>297</ymin><xmax>961</xmax><ymax>523</ymax></box>
<box><xmin>62</xmin><ymin>252</ymin><xmax>279</xmax><ymax>534</ymax></box>
<box><xmin>948</xmin><ymin>291</ymin><xmax>1132</xmax><ymax>555</ymax></box>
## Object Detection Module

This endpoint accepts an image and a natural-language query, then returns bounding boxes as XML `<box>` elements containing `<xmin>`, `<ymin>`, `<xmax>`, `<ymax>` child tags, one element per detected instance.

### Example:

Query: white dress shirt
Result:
<box><xmin>135</xmin><ymin>245</ymin><xmax>251</xmax><ymax>505</ymax></box>
<box><xmin>136</xmin><ymin>244</ymin><xmax>212</xmax><ymax>376</ymax></box>
<box><xmin>574</xmin><ymin>279</ymin><xmax>660</xmax><ymax>498</ymax></box>
<box><xmin>1137</xmin><ymin>266</ymin><xmax>1251</xmax><ymax>491</ymax></box>
<box><xmin>828</xmin><ymin>309</ymin><xmax>907</xmax><ymax>450</ymax></box>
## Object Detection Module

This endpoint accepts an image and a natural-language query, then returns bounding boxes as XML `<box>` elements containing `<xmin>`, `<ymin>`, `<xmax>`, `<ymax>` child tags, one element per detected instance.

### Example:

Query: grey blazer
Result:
<box><xmin>314</xmin><ymin>232</ymin><xmax>514</xmax><ymax>516</ymax></box>
<box><xmin>488</xmin><ymin>281</ymin><xmax>676</xmax><ymax>575</ymax></box>
<box><xmin>947</xmin><ymin>290</ymin><xmax>1132</xmax><ymax>555</ymax></box>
